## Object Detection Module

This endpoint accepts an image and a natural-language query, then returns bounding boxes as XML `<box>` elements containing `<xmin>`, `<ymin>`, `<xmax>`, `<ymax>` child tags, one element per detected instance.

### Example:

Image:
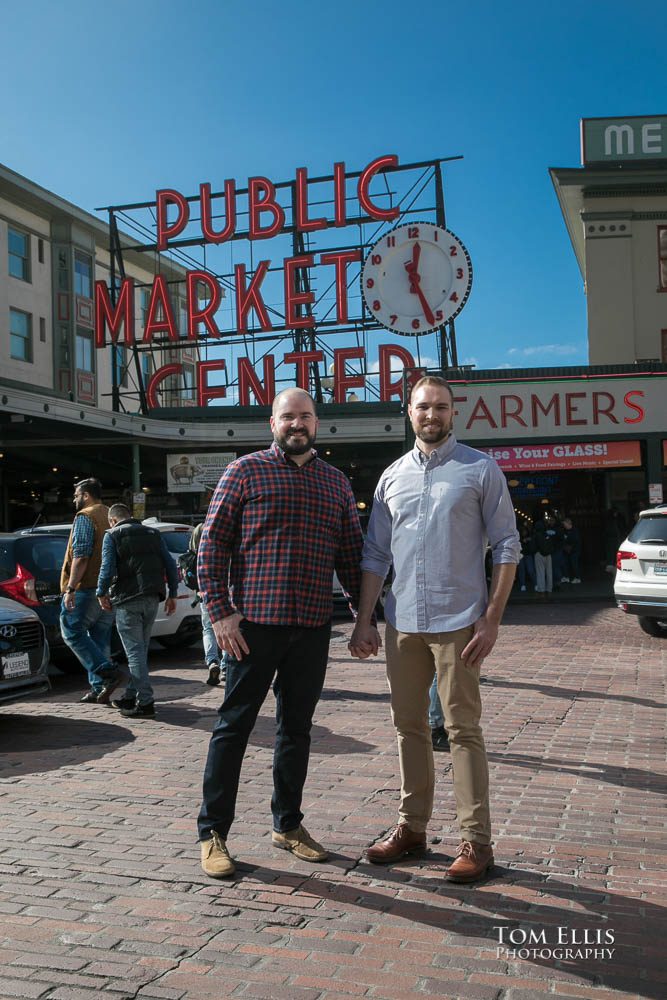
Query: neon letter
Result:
<box><xmin>156</xmin><ymin>189</ymin><xmax>189</xmax><ymax>251</ymax></box>
<box><xmin>95</xmin><ymin>278</ymin><xmax>134</xmax><ymax>348</ymax></box>
<box><xmin>187</xmin><ymin>271</ymin><xmax>222</xmax><ymax>339</ymax></box>
<box><xmin>320</xmin><ymin>250</ymin><xmax>361</xmax><ymax>323</ymax></box>
<box><xmin>200</xmin><ymin>180</ymin><xmax>236</xmax><ymax>243</ymax></box>
<box><xmin>358</xmin><ymin>154</ymin><xmax>400</xmax><ymax>221</ymax></box>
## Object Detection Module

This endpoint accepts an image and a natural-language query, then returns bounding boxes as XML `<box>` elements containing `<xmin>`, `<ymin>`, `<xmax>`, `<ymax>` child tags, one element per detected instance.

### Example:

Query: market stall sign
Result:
<box><xmin>480</xmin><ymin>441</ymin><xmax>641</xmax><ymax>472</ymax></box>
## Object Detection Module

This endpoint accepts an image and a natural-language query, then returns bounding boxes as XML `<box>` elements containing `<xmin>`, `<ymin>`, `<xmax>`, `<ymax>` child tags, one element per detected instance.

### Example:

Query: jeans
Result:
<box><xmin>200</xmin><ymin>598</ymin><xmax>220</xmax><ymax>666</ymax></box>
<box><xmin>115</xmin><ymin>594</ymin><xmax>160</xmax><ymax>705</ymax></box>
<box><xmin>552</xmin><ymin>549</ymin><xmax>566</xmax><ymax>582</ymax></box>
<box><xmin>60</xmin><ymin>589</ymin><xmax>115</xmax><ymax>693</ymax></box>
<box><xmin>428</xmin><ymin>675</ymin><xmax>444</xmax><ymax>728</ymax></box>
<box><xmin>198</xmin><ymin>620</ymin><xmax>331</xmax><ymax>841</ymax></box>
<box><xmin>565</xmin><ymin>551</ymin><xmax>581</xmax><ymax>578</ymax></box>
<box><xmin>517</xmin><ymin>554</ymin><xmax>535</xmax><ymax>588</ymax></box>
<box><xmin>535</xmin><ymin>552</ymin><xmax>553</xmax><ymax>592</ymax></box>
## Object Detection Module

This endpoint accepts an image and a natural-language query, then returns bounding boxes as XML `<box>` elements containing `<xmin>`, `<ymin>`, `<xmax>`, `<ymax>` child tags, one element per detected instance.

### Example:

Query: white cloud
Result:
<box><xmin>507</xmin><ymin>343</ymin><xmax>583</xmax><ymax>358</ymax></box>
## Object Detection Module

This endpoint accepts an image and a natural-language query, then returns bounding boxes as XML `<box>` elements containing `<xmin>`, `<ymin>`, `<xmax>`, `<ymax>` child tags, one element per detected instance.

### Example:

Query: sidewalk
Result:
<box><xmin>0</xmin><ymin>602</ymin><xmax>664</xmax><ymax>1000</ymax></box>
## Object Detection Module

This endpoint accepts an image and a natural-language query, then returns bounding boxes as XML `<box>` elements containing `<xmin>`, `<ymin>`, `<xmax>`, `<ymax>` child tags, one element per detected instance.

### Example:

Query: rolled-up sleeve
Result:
<box><xmin>96</xmin><ymin>533</ymin><xmax>116</xmax><ymax>596</ymax></box>
<box><xmin>361</xmin><ymin>476</ymin><xmax>394</xmax><ymax>579</ymax></box>
<box><xmin>197</xmin><ymin>462</ymin><xmax>245</xmax><ymax>623</ymax></box>
<box><xmin>481</xmin><ymin>461</ymin><xmax>521</xmax><ymax>565</ymax></box>
<box><xmin>71</xmin><ymin>515</ymin><xmax>95</xmax><ymax>558</ymax></box>
<box><xmin>158</xmin><ymin>535</ymin><xmax>179</xmax><ymax>598</ymax></box>
<box><xmin>333</xmin><ymin>484</ymin><xmax>364</xmax><ymax>611</ymax></box>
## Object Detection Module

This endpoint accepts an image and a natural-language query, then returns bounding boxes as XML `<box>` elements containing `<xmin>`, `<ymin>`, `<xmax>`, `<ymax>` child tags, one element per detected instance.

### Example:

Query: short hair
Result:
<box><xmin>271</xmin><ymin>387</ymin><xmax>317</xmax><ymax>416</ymax></box>
<box><xmin>74</xmin><ymin>477</ymin><xmax>103</xmax><ymax>499</ymax></box>
<box><xmin>108</xmin><ymin>503</ymin><xmax>132</xmax><ymax>522</ymax></box>
<box><xmin>409</xmin><ymin>375</ymin><xmax>454</xmax><ymax>402</ymax></box>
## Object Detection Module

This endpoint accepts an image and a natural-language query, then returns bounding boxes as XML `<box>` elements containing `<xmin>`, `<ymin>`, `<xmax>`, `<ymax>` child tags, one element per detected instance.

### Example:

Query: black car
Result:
<box><xmin>0</xmin><ymin>596</ymin><xmax>50</xmax><ymax>705</ymax></box>
<box><xmin>0</xmin><ymin>530</ymin><xmax>68</xmax><ymax>654</ymax></box>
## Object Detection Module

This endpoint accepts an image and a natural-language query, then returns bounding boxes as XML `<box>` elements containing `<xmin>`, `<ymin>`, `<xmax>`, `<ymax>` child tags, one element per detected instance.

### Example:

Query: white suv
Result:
<box><xmin>613</xmin><ymin>505</ymin><xmax>667</xmax><ymax>638</ymax></box>
<box><xmin>141</xmin><ymin>519</ymin><xmax>202</xmax><ymax>648</ymax></box>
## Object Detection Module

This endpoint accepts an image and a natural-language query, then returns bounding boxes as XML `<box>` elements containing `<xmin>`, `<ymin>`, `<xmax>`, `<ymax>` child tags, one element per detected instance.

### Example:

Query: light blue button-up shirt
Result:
<box><xmin>362</xmin><ymin>434</ymin><xmax>521</xmax><ymax>634</ymax></box>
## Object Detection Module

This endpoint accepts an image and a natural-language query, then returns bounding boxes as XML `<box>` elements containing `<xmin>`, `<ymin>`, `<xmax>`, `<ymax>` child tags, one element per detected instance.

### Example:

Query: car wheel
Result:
<box><xmin>638</xmin><ymin>616</ymin><xmax>667</xmax><ymax>638</ymax></box>
<box><xmin>155</xmin><ymin>633</ymin><xmax>201</xmax><ymax>650</ymax></box>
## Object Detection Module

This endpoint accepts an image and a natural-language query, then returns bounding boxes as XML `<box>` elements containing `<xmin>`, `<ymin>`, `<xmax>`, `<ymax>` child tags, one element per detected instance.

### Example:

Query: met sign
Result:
<box><xmin>581</xmin><ymin>115</ymin><xmax>667</xmax><ymax>165</ymax></box>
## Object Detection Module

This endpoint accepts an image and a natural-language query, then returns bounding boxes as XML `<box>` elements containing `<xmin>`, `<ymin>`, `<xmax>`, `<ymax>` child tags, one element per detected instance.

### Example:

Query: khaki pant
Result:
<box><xmin>385</xmin><ymin>622</ymin><xmax>491</xmax><ymax>845</ymax></box>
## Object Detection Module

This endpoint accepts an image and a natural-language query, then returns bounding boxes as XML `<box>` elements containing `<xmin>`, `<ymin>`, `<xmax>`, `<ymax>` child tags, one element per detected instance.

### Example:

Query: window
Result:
<box><xmin>75</xmin><ymin>326</ymin><xmax>94</xmax><ymax>372</ymax></box>
<box><xmin>662</xmin><ymin>330</ymin><xmax>667</xmax><ymax>363</ymax></box>
<box><xmin>8</xmin><ymin>228</ymin><xmax>30</xmax><ymax>281</ymax></box>
<box><xmin>10</xmin><ymin>309</ymin><xmax>32</xmax><ymax>362</ymax></box>
<box><xmin>141</xmin><ymin>351</ymin><xmax>153</xmax><ymax>383</ymax></box>
<box><xmin>112</xmin><ymin>345</ymin><xmax>128</xmax><ymax>387</ymax></box>
<box><xmin>140</xmin><ymin>288</ymin><xmax>151</xmax><ymax>329</ymax></box>
<box><xmin>183</xmin><ymin>363</ymin><xmax>195</xmax><ymax>401</ymax></box>
<box><xmin>659</xmin><ymin>226</ymin><xmax>667</xmax><ymax>291</ymax></box>
<box><xmin>74</xmin><ymin>251</ymin><xmax>93</xmax><ymax>298</ymax></box>
<box><xmin>179</xmin><ymin>299</ymin><xmax>189</xmax><ymax>338</ymax></box>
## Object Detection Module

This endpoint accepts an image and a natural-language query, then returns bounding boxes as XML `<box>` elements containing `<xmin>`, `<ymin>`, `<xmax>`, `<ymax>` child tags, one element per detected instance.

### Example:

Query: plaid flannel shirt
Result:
<box><xmin>198</xmin><ymin>443</ymin><xmax>364</xmax><ymax>626</ymax></box>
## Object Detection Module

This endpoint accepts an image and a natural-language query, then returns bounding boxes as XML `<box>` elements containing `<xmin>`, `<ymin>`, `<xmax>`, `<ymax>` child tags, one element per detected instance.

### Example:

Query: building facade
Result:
<box><xmin>551</xmin><ymin>114</ymin><xmax>667</xmax><ymax>365</ymax></box>
<box><xmin>1</xmin><ymin>131</ymin><xmax>666</xmax><ymax>575</ymax></box>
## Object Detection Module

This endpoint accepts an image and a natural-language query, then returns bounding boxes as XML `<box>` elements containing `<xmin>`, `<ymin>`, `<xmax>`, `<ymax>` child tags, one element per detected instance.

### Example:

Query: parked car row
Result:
<box><xmin>0</xmin><ymin>519</ymin><xmax>202</xmax><ymax>689</ymax></box>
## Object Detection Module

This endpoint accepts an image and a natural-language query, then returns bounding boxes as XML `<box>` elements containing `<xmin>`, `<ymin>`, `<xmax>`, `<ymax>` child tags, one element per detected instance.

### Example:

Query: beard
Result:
<box><xmin>414</xmin><ymin>420</ymin><xmax>452</xmax><ymax>446</ymax></box>
<box><xmin>74</xmin><ymin>497</ymin><xmax>85</xmax><ymax>512</ymax></box>
<box><xmin>274</xmin><ymin>428</ymin><xmax>317</xmax><ymax>456</ymax></box>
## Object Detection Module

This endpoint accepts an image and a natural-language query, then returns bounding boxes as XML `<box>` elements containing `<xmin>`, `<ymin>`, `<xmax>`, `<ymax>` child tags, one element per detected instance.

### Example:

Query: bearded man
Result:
<box><xmin>60</xmin><ymin>477</ymin><xmax>119</xmax><ymax>704</ymax></box>
<box><xmin>350</xmin><ymin>376</ymin><xmax>520</xmax><ymax>882</ymax></box>
<box><xmin>196</xmin><ymin>388</ymin><xmax>364</xmax><ymax>878</ymax></box>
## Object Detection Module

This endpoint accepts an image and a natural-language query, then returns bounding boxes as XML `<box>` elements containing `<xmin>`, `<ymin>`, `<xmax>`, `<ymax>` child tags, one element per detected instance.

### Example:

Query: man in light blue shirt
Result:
<box><xmin>350</xmin><ymin>376</ymin><xmax>520</xmax><ymax>883</ymax></box>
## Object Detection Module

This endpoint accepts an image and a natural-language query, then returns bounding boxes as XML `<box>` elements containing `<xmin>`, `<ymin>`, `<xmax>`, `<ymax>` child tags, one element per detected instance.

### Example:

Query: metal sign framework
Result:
<box><xmin>99</xmin><ymin>156</ymin><xmax>463</xmax><ymax>415</ymax></box>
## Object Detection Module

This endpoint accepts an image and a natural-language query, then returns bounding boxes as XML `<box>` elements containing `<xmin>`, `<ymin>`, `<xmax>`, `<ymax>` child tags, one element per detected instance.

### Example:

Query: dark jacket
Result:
<box><xmin>534</xmin><ymin>521</ymin><xmax>558</xmax><ymax>557</ymax></box>
<box><xmin>108</xmin><ymin>520</ymin><xmax>167</xmax><ymax>605</ymax></box>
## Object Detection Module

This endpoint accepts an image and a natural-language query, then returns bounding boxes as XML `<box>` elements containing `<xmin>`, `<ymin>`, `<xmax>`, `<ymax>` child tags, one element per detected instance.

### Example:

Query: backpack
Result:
<box><xmin>178</xmin><ymin>548</ymin><xmax>198</xmax><ymax>591</ymax></box>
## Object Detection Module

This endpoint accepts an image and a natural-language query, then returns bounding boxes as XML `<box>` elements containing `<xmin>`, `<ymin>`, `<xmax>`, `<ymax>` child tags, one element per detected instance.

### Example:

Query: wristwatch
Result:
<box><xmin>66</xmin><ymin>586</ymin><xmax>76</xmax><ymax>593</ymax></box>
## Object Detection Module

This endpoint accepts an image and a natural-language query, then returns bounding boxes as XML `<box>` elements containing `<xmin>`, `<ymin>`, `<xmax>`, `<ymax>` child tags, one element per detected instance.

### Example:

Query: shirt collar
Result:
<box><xmin>413</xmin><ymin>432</ymin><xmax>458</xmax><ymax>467</ymax></box>
<box><xmin>270</xmin><ymin>441</ymin><xmax>318</xmax><ymax>467</ymax></box>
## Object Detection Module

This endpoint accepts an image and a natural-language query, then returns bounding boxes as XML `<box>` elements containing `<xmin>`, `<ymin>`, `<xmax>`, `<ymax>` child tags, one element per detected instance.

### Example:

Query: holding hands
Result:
<box><xmin>349</xmin><ymin>621</ymin><xmax>382</xmax><ymax>660</ymax></box>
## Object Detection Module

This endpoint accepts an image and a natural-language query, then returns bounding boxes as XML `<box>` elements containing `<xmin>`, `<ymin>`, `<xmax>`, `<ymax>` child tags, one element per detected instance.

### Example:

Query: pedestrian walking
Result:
<box><xmin>196</xmin><ymin>388</ymin><xmax>364</xmax><ymax>879</ymax></box>
<box><xmin>188</xmin><ymin>521</ymin><xmax>228</xmax><ymax>687</ymax></box>
<box><xmin>96</xmin><ymin>503</ymin><xmax>178</xmax><ymax>718</ymax></box>
<box><xmin>350</xmin><ymin>375</ymin><xmax>520</xmax><ymax>883</ymax></box>
<box><xmin>517</xmin><ymin>522</ymin><xmax>536</xmax><ymax>592</ymax></box>
<box><xmin>534</xmin><ymin>511</ymin><xmax>556</xmax><ymax>595</ymax></box>
<box><xmin>561</xmin><ymin>516</ymin><xmax>582</xmax><ymax>583</ymax></box>
<box><xmin>428</xmin><ymin>675</ymin><xmax>449</xmax><ymax>752</ymax></box>
<box><xmin>60</xmin><ymin>478</ymin><xmax>120</xmax><ymax>704</ymax></box>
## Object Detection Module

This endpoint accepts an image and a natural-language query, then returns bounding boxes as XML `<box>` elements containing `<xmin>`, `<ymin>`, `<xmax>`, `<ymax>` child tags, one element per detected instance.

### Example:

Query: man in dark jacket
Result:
<box><xmin>96</xmin><ymin>504</ymin><xmax>178</xmax><ymax>718</ymax></box>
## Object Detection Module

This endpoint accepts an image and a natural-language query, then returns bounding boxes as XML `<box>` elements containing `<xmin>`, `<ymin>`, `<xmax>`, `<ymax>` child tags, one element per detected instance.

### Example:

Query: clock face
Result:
<box><xmin>361</xmin><ymin>222</ymin><xmax>473</xmax><ymax>336</ymax></box>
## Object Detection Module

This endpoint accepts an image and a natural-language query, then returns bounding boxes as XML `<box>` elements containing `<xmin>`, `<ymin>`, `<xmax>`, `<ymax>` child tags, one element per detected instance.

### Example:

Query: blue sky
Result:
<box><xmin>2</xmin><ymin>0</ymin><xmax>665</xmax><ymax>381</ymax></box>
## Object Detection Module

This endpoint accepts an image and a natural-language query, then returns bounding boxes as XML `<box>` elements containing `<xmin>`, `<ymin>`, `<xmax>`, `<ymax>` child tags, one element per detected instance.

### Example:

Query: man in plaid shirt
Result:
<box><xmin>197</xmin><ymin>388</ymin><xmax>364</xmax><ymax>878</ymax></box>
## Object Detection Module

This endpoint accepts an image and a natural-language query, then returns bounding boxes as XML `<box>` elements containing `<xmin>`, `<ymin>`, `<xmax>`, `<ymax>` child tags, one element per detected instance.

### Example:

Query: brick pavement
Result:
<box><xmin>0</xmin><ymin>602</ymin><xmax>665</xmax><ymax>1000</ymax></box>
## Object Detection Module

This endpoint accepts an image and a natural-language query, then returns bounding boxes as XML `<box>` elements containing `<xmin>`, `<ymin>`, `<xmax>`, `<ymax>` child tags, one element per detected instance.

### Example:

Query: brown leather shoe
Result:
<box><xmin>366</xmin><ymin>824</ymin><xmax>426</xmax><ymax>864</ymax></box>
<box><xmin>445</xmin><ymin>840</ymin><xmax>494</xmax><ymax>883</ymax></box>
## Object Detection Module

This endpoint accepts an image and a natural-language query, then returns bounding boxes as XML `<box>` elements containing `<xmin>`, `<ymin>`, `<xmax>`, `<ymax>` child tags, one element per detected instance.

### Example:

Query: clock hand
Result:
<box><xmin>404</xmin><ymin>245</ymin><xmax>436</xmax><ymax>325</ymax></box>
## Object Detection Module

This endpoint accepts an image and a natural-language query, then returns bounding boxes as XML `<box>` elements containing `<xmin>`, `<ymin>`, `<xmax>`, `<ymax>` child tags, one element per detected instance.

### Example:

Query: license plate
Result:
<box><xmin>2</xmin><ymin>652</ymin><xmax>31</xmax><ymax>678</ymax></box>
<box><xmin>654</xmin><ymin>563</ymin><xmax>667</xmax><ymax>575</ymax></box>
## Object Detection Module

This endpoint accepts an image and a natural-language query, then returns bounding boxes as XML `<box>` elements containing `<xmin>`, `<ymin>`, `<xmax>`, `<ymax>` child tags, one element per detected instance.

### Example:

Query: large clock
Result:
<box><xmin>361</xmin><ymin>222</ymin><xmax>473</xmax><ymax>336</ymax></box>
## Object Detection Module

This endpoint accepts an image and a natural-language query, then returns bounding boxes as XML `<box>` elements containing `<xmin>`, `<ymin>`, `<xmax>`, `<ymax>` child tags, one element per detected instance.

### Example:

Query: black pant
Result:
<box><xmin>198</xmin><ymin>620</ymin><xmax>331</xmax><ymax>840</ymax></box>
